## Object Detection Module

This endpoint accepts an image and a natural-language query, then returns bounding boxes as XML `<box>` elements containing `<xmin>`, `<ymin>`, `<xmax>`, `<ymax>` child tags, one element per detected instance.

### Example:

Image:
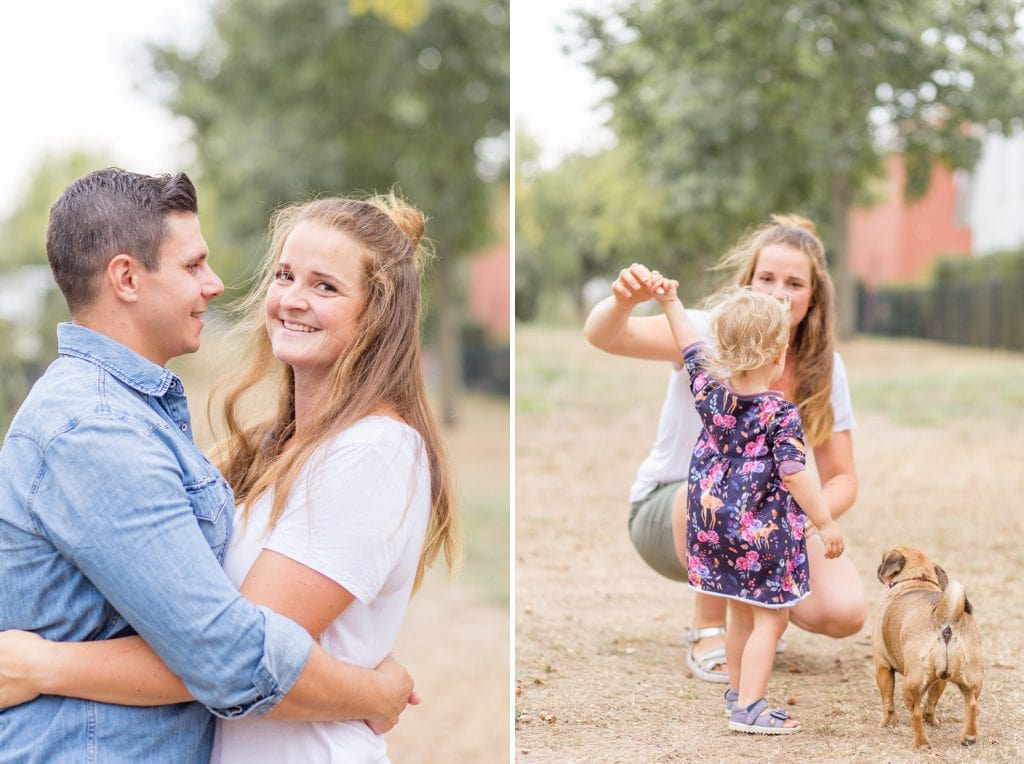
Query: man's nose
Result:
<box><xmin>203</xmin><ymin>265</ymin><xmax>225</xmax><ymax>299</ymax></box>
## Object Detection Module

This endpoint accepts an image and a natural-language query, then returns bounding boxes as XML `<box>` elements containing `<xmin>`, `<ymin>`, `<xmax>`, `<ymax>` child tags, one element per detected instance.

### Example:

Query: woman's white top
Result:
<box><xmin>211</xmin><ymin>416</ymin><xmax>431</xmax><ymax>764</ymax></box>
<box><xmin>629</xmin><ymin>310</ymin><xmax>857</xmax><ymax>504</ymax></box>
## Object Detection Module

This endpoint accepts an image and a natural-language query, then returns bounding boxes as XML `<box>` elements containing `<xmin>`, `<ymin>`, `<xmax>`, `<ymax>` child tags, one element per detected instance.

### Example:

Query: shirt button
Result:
<box><xmin>180</xmin><ymin>423</ymin><xmax>188</xmax><ymax>432</ymax></box>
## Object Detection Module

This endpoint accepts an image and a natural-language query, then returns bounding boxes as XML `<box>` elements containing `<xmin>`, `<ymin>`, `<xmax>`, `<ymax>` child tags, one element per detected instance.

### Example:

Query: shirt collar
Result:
<box><xmin>57</xmin><ymin>322</ymin><xmax>179</xmax><ymax>397</ymax></box>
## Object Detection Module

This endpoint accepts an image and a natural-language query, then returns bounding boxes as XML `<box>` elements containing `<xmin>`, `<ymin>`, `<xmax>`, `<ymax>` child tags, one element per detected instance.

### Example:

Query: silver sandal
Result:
<box><xmin>683</xmin><ymin>626</ymin><xmax>728</xmax><ymax>683</ymax></box>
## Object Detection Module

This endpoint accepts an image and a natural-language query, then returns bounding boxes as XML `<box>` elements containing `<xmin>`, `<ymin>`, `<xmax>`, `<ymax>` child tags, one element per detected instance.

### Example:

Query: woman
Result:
<box><xmin>0</xmin><ymin>194</ymin><xmax>461</xmax><ymax>762</ymax></box>
<box><xmin>583</xmin><ymin>215</ymin><xmax>865</xmax><ymax>683</ymax></box>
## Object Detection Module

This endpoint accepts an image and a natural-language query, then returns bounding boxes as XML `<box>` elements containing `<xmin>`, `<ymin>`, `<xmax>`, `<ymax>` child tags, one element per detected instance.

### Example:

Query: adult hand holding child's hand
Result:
<box><xmin>611</xmin><ymin>263</ymin><xmax>659</xmax><ymax>308</ymax></box>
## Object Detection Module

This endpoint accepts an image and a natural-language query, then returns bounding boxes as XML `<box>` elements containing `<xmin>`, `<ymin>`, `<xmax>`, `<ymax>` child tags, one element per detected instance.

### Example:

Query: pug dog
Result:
<box><xmin>872</xmin><ymin>547</ymin><xmax>983</xmax><ymax>749</ymax></box>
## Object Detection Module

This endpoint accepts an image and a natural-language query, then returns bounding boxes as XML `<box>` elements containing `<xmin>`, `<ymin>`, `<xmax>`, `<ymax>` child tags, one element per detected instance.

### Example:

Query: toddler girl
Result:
<box><xmin>648</xmin><ymin>273</ymin><xmax>843</xmax><ymax>734</ymax></box>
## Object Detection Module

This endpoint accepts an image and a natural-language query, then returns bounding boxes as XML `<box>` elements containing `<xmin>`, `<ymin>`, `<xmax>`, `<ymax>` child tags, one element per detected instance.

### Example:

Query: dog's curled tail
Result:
<box><xmin>933</xmin><ymin>580</ymin><xmax>970</xmax><ymax>635</ymax></box>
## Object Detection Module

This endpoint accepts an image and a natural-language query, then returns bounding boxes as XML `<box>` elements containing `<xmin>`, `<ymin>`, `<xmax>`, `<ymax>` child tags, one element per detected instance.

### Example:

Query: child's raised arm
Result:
<box><xmin>648</xmin><ymin>272</ymin><xmax>703</xmax><ymax>352</ymax></box>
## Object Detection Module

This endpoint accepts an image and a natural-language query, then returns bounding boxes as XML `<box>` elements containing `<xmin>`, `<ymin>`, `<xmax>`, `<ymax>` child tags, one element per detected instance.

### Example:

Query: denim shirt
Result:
<box><xmin>0</xmin><ymin>324</ymin><xmax>312</xmax><ymax>763</ymax></box>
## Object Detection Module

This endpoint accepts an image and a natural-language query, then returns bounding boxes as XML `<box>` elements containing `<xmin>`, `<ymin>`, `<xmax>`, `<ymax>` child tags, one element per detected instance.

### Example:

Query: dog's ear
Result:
<box><xmin>877</xmin><ymin>550</ymin><xmax>906</xmax><ymax>584</ymax></box>
<box><xmin>934</xmin><ymin>565</ymin><xmax>949</xmax><ymax>590</ymax></box>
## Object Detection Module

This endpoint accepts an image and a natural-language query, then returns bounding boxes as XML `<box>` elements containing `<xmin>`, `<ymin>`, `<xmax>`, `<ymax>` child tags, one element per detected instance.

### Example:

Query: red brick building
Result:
<box><xmin>848</xmin><ymin>154</ymin><xmax>971</xmax><ymax>288</ymax></box>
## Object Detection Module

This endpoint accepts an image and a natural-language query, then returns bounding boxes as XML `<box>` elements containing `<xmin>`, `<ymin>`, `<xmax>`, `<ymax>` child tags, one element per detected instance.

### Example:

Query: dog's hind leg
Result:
<box><xmin>903</xmin><ymin>680</ymin><xmax>931</xmax><ymax>749</ymax></box>
<box><xmin>957</xmin><ymin>683</ymin><xmax>978</xmax><ymax>746</ymax></box>
<box><xmin>923</xmin><ymin>679</ymin><xmax>946</xmax><ymax>726</ymax></box>
<box><xmin>875</xmin><ymin>665</ymin><xmax>897</xmax><ymax>727</ymax></box>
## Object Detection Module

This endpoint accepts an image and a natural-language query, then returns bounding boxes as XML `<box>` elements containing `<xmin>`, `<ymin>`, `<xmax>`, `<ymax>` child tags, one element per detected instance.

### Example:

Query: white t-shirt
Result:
<box><xmin>629</xmin><ymin>310</ymin><xmax>857</xmax><ymax>504</ymax></box>
<box><xmin>211</xmin><ymin>417</ymin><xmax>431</xmax><ymax>764</ymax></box>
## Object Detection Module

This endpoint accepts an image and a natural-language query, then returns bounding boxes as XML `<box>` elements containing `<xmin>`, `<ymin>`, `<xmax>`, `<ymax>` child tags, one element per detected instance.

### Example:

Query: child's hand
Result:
<box><xmin>816</xmin><ymin>520</ymin><xmax>844</xmax><ymax>559</ymax></box>
<box><xmin>647</xmin><ymin>271</ymin><xmax>679</xmax><ymax>304</ymax></box>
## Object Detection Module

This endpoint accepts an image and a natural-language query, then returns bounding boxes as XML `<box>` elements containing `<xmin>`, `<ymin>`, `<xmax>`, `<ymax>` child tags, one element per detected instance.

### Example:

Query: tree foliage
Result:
<box><xmin>149</xmin><ymin>0</ymin><xmax>509</xmax><ymax>281</ymax></box>
<box><xmin>0</xmin><ymin>150</ymin><xmax>113</xmax><ymax>270</ymax></box>
<box><xmin>575</xmin><ymin>0</ymin><xmax>1024</xmax><ymax>334</ymax></box>
<box><xmin>517</xmin><ymin>132</ymin><xmax>710</xmax><ymax>320</ymax></box>
<box><xmin>148</xmin><ymin>0</ymin><xmax>509</xmax><ymax>418</ymax></box>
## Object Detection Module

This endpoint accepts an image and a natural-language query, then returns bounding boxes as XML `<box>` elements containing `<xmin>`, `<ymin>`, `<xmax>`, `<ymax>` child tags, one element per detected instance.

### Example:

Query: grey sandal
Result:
<box><xmin>729</xmin><ymin>698</ymin><xmax>801</xmax><ymax>735</ymax></box>
<box><xmin>724</xmin><ymin>688</ymin><xmax>739</xmax><ymax>717</ymax></box>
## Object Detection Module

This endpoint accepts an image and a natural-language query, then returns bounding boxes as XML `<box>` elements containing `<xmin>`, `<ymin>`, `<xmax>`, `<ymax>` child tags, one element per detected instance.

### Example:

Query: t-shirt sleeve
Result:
<box><xmin>830</xmin><ymin>352</ymin><xmax>857</xmax><ymax>431</ymax></box>
<box><xmin>681</xmin><ymin>341</ymin><xmax>714</xmax><ymax>399</ymax></box>
<box><xmin>261</xmin><ymin>439</ymin><xmax>418</xmax><ymax>604</ymax></box>
<box><xmin>771</xmin><ymin>401</ymin><xmax>808</xmax><ymax>477</ymax></box>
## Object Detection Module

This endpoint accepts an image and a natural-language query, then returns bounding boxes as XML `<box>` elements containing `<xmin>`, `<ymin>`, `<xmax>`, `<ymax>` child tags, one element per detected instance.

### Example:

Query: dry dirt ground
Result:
<box><xmin>516</xmin><ymin>326</ymin><xmax>1024</xmax><ymax>763</ymax></box>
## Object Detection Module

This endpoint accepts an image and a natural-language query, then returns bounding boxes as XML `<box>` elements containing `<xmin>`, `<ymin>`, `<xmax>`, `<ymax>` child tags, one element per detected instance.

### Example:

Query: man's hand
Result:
<box><xmin>0</xmin><ymin>630</ymin><xmax>46</xmax><ymax>709</ymax></box>
<box><xmin>365</xmin><ymin>653</ymin><xmax>417</xmax><ymax>734</ymax></box>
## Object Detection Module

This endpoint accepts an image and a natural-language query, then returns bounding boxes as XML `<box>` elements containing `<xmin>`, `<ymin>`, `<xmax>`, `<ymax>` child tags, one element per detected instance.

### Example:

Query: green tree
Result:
<box><xmin>0</xmin><ymin>149</ymin><xmax>113</xmax><ymax>269</ymax></box>
<box><xmin>579</xmin><ymin>0</ymin><xmax>1024</xmax><ymax>335</ymax></box>
<box><xmin>517</xmin><ymin>129</ymin><xmax>715</xmax><ymax>321</ymax></box>
<box><xmin>148</xmin><ymin>0</ymin><xmax>509</xmax><ymax>421</ymax></box>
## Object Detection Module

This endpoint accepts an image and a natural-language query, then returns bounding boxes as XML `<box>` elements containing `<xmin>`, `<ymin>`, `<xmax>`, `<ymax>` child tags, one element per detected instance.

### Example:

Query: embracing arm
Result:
<box><xmin>812</xmin><ymin>429</ymin><xmax>858</xmax><ymax>522</ymax></box>
<box><xmin>583</xmin><ymin>264</ymin><xmax>681</xmax><ymax>362</ymax></box>
<box><xmin>0</xmin><ymin>549</ymin><xmax>410</xmax><ymax>724</ymax></box>
<box><xmin>0</xmin><ymin>420</ymin><xmax>412</xmax><ymax>727</ymax></box>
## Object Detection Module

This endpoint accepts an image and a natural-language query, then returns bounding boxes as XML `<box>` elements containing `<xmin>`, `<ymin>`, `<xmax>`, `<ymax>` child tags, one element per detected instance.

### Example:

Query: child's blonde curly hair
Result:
<box><xmin>704</xmin><ymin>286</ymin><xmax>790</xmax><ymax>379</ymax></box>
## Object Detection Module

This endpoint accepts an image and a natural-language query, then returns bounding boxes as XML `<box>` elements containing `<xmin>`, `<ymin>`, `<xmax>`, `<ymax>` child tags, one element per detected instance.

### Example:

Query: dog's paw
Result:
<box><xmin>879</xmin><ymin>711</ymin><xmax>897</xmax><ymax>728</ymax></box>
<box><xmin>923</xmin><ymin>712</ymin><xmax>939</xmax><ymax>727</ymax></box>
<box><xmin>961</xmin><ymin>735</ymin><xmax>977</xmax><ymax>747</ymax></box>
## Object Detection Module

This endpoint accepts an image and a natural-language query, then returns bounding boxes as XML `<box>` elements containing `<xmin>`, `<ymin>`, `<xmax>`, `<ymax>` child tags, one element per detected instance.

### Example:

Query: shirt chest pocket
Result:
<box><xmin>185</xmin><ymin>476</ymin><xmax>231</xmax><ymax>561</ymax></box>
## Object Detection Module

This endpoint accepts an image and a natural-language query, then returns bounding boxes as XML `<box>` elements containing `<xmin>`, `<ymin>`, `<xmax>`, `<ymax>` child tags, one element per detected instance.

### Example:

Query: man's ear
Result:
<box><xmin>107</xmin><ymin>254</ymin><xmax>140</xmax><ymax>303</ymax></box>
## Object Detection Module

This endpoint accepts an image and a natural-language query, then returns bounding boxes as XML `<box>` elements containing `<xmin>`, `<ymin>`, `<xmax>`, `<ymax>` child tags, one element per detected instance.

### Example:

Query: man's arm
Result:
<box><xmin>31</xmin><ymin>418</ymin><xmax>408</xmax><ymax>722</ymax></box>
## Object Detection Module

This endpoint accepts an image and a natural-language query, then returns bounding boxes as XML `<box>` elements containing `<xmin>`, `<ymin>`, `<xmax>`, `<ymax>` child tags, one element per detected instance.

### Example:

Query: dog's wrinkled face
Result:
<box><xmin>877</xmin><ymin>546</ymin><xmax>949</xmax><ymax>590</ymax></box>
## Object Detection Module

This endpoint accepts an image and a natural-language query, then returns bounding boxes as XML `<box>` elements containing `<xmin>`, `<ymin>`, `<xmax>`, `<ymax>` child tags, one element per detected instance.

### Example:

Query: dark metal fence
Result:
<box><xmin>857</xmin><ymin>250</ymin><xmax>1024</xmax><ymax>351</ymax></box>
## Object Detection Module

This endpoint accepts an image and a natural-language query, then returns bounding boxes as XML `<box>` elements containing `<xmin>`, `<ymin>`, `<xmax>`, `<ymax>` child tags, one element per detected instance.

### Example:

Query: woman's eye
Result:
<box><xmin>186</xmin><ymin>264</ymin><xmax>199</xmax><ymax>274</ymax></box>
<box><xmin>273</xmin><ymin>270</ymin><xmax>292</xmax><ymax>282</ymax></box>
<box><xmin>315</xmin><ymin>282</ymin><xmax>337</xmax><ymax>293</ymax></box>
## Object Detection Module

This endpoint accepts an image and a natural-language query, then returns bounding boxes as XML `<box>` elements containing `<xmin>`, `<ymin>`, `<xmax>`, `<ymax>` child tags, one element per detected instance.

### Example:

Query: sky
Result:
<box><xmin>0</xmin><ymin>0</ymin><xmax>608</xmax><ymax>219</ymax></box>
<box><xmin>513</xmin><ymin>0</ymin><xmax>616</xmax><ymax>170</ymax></box>
<box><xmin>0</xmin><ymin>0</ymin><xmax>211</xmax><ymax>218</ymax></box>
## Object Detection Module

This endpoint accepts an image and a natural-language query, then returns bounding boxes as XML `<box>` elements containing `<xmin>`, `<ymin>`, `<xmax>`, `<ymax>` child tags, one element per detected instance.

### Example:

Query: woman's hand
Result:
<box><xmin>0</xmin><ymin>630</ymin><xmax>47</xmax><ymax>709</ymax></box>
<box><xmin>611</xmin><ymin>263</ymin><xmax>657</xmax><ymax>308</ymax></box>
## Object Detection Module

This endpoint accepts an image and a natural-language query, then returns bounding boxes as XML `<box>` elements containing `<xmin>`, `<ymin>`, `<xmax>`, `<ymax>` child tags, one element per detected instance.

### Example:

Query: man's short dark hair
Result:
<box><xmin>45</xmin><ymin>168</ymin><xmax>199</xmax><ymax>312</ymax></box>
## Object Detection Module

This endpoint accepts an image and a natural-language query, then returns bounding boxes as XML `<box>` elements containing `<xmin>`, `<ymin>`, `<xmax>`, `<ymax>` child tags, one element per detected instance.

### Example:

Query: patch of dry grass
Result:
<box><xmin>516</xmin><ymin>326</ymin><xmax>1024</xmax><ymax>763</ymax></box>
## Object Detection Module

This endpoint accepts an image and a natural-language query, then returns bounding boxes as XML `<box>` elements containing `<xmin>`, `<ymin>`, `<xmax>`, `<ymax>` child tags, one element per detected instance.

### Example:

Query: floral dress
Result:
<box><xmin>682</xmin><ymin>342</ymin><xmax>811</xmax><ymax>608</ymax></box>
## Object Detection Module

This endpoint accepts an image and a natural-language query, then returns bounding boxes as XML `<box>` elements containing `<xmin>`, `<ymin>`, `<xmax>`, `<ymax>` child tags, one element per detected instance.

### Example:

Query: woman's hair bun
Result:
<box><xmin>367</xmin><ymin>192</ymin><xmax>425</xmax><ymax>246</ymax></box>
<box><xmin>390</xmin><ymin>205</ymin><xmax>425</xmax><ymax>246</ymax></box>
<box><xmin>771</xmin><ymin>213</ymin><xmax>817</xmax><ymax>236</ymax></box>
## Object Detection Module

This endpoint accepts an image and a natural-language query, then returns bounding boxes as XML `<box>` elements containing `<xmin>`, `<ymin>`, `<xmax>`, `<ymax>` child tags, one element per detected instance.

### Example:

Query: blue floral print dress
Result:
<box><xmin>682</xmin><ymin>342</ymin><xmax>811</xmax><ymax>608</ymax></box>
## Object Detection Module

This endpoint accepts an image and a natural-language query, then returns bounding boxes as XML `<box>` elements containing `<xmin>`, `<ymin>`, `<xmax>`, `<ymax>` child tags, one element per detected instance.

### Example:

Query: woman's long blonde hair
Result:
<box><xmin>215</xmin><ymin>194</ymin><xmax>462</xmax><ymax>591</ymax></box>
<box><xmin>717</xmin><ymin>214</ymin><xmax>837</xmax><ymax>446</ymax></box>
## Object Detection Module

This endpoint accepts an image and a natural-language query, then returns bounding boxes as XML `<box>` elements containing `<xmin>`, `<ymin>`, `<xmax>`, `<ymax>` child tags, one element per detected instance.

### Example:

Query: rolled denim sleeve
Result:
<box><xmin>27</xmin><ymin>416</ymin><xmax>312</xmax><ymax>717</ymax></box>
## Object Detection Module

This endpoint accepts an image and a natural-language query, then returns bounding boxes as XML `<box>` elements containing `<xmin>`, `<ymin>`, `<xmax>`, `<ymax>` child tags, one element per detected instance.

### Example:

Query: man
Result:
<box><xmin>0</xmin><ymin>169</ymin><xmax>414</xmax><ymax>762</ymax></box>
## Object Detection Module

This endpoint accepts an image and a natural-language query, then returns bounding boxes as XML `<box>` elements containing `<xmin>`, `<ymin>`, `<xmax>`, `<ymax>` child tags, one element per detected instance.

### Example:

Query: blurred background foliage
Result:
<box><xmin>1</xmin><ymin>0</ymin><xmax>509</xmax><ymax>434</ymax></box>
<box><xmin>516</xmin><ymin>0</ymin><xmax>1024</xmax><ymax>333</ymax></box>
